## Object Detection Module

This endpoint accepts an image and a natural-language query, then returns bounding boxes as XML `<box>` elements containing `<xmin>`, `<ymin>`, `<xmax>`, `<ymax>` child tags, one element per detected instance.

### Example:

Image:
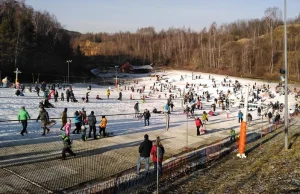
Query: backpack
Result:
<box><xmin>156</xmin><ymin>146</ymin><xmax>164</xmax><ymax>159</ymax></box>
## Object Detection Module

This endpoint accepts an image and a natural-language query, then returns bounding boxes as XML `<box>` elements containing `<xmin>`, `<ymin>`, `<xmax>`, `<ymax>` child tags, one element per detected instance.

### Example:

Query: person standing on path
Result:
<box><xmin>143</xmin><ymin>109</ymin><xmax>151</xmax><ymax>126</ymax></box>
<box><xmin>137</xmin><ymin>134</ymin><xmax>153</xmax><ymax>175</ymax></box>
<box><xmin>18</xmin><ymin>106</ymin><xmax>30</xmax><ymax>136</ymax></box>
<box><xmin>66</xmin><ymin>89</ymin><xmax>70</xmax><ymax>102</ymax></box>
<box><xmin>99</xmin><ymin>115</ymin><xmax>107</xmax><ymax>137</ymax></box>
<box><xmin>195</xmin><ymin>117</ymin><xmax>203</xmax><ymax>136</ymax></box>
<box><xmin>36</xmin><ymin>107</ymin><xmax>50</xmax><ymax>136</ymax></box>
<box><xmin>63</xmin><ymin>119</ymin><xmax>71</xmax><ymax>136</ymax></box>
<box><xmin>238</xmin><ymin>110</ymin><xmax>243</xmax><ymax>123</ymax></box>
<box><xmin>81</xmin><ymin>108</ymin><xmax>87</xmax><ymax>125</ymax></box>
<box><xmin>54</xmin><ymin>90</ymin><xmax>58</xmax><ymax>102</ymax></box>
<box><xmin>72</xmin><ymin>111</ymin><xmax>81</xmax><ymax>134</ymax></box>
<box><xmin>134</xmin><ymin>101</ymin><xmax>139</xmax><ymax>118</ymax></box>
<box><xmin>60</xmin><ymin>108</ymin><xmax>67</xmax><ymax>130</ymax></box>
<box><xmin>88</xmin><ymin>111</ymin><xmax>97</xmax><ymax>139</ymax></box>
<box><xmin>150</xmin><ymin>140</ymin><xmax>165</xmax><ymax>176</ymax></box>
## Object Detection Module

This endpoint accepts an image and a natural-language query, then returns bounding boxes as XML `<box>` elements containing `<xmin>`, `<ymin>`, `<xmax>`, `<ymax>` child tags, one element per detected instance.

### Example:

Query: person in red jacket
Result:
<box><xmin>150</xmin><ymin>141</ymin><xmax>165</xmax><ymax>176</ymax></box>
<box><xmin>195</xmin><ymin>117</ymin><xmax>203</xmax><ymax>136</ymax></box>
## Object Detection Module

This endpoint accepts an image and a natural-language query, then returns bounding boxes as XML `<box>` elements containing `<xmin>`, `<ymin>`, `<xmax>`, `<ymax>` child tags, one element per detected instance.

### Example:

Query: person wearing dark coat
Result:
<box><xmin>88</xmin><ymin>111</ymin><xmax>97</xmax><ymax>139</ymax></box>
<box><xmin>66</xmin><ymin>89</ymin><xmax>71</xmax><ymax>102</ymax></box>
<box><xmin>54</xmin><ymin>90</ymin><xmax>59</xmax><ymax>102</ymax></box>
<box><xmin>118</xmin><ymin>91</ymin><xmax>122</xmax><ymax>101</ymax></box>
<box><xmin>15</xmin><ymin>90</ymin><xmax>21</xmax><ymax>96</ymax></box>
<box><xmin>60</xmin><ymin>108</ymin><xmax>67</xmax><ymax>130</ymax></box>
<box><xmin>136</xmin><ymin>134</ymin><xmax>153</xmax><ymax>175</ymax></box>
<box><xmin>35</xmin><ymin>85</ymin><xmax>40</xmax><ymax>96</ymax></box>
<box><xmin>143</xmin><ymin>109</ymin><xmax>151</xmax><ymax>126</ymax></box>
<box><xmin>61</xmin><ymin>92</ymin><xmax>64</xmax><ymax>101</ymax></box>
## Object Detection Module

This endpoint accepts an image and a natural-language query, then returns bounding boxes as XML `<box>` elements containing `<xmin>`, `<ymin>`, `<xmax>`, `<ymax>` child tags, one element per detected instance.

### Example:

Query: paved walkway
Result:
<box><xmin>0</xmin><ymin>110</ymin><xmax>268</xmax><ymax>193</ymax></box>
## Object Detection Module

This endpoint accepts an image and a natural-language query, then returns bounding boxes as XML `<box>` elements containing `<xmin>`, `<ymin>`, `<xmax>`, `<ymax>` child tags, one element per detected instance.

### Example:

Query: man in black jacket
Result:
<box><xmin>137</xmin><ymin>134</ymin><xmax>153</xmax><ymax>175</ymax></box>
<box><xmin>88</xmin><ymin>111</ymin><xmax>97</xmax><ymax>139</ymax></box>
<box><xmin>143</xmin><ymin>109</ymin><xmax>151</xmax><ymax>126</ymax></box>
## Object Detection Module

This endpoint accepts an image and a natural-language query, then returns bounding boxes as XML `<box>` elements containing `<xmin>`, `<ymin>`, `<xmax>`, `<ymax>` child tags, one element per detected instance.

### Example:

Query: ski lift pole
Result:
<box><xmin>185</xmin><ymin>111</ymin><xmax>189</xmax><ymax>150</ymax></box>
<box><xmin>237</xmin><ymin>85</ymin><xmax>249</xmax><ymax>158</ymax></box>
<box><xmin>14</xmin><ymin>68</ymin><xmax>21</xmax><ymax>84</ymax></box>
<box><xmin>156</xmin><ymin>136</ymin><xmax>160</xmax><ymax>194</ymax></box>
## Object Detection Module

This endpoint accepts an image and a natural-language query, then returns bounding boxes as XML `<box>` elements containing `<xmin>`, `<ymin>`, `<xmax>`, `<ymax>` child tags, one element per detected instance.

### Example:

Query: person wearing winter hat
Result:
<box><xmin>61</xmin><ymin>133</ymin><xmax>76</xmax><ymax>160</ymax></box>
<box><xmin>136</xmin><ymin>134</ymin><xmax>153</xmax><ymax>175</ymax></box>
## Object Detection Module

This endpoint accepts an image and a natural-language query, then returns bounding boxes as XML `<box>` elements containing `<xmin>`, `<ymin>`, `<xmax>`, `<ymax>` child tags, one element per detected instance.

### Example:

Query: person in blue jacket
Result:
<box><xmin>238</xmin><ymin>110</ymin><xmax>243</xmax><ymax>123</ymax></box>
<box><xmin>72</xmin><ymin>111</ymin><xmax>81</xmax><ymax>134</ymax></box>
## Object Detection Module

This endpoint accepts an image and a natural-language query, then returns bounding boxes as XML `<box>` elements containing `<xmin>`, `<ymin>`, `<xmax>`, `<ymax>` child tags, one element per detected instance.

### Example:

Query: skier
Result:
<box><xmin>18</xmin><ymin>106</ymin><xmax>30</xmax><ymax>136</ymax></box>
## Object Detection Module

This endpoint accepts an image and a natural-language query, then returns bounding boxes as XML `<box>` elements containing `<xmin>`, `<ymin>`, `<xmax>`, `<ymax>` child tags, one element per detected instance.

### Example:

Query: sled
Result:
<box><xmin>42</xmin><ymin>120</ymin><xmax>56</xmax><ymax>128</ymax></box>
<box><xmin>137</xmin><ymin>114</ymin><xmax>143</xmax><ymax>120</ymax></box>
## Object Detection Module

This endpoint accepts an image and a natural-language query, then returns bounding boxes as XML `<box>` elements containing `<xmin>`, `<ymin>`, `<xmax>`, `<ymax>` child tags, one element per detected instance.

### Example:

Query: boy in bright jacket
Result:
<box><xmin>61</xmin><ymin>133</ymin><xmax>76</xmax><ymax>160</ymax></box>
<box><xmin>18</xmin><ymin>106</ymin><xmax>30</xmax><ymax>136</ymax></box>
<box><xmin>99</xmin><ymin>116</ymin><xmax>107</xmax><ymax>137</ymax></box>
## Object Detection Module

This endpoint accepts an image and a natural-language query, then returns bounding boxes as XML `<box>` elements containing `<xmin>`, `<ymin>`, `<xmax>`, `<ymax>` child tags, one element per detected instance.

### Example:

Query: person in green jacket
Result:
<box><xmin>230</xmin><ymin>129</ymin><xmax>236</xmax><ymax>143</ymax></box>
<box><xmin>18</xmin><ymin>106</ymin><xmax>30</xmax><ymax>136</ymax></box>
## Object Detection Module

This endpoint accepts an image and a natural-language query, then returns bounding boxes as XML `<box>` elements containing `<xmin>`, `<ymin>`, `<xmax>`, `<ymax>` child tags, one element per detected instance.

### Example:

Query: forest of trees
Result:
<box><xmin>0</xmin><ymin>0</ymin><xmax>84</xmax><ymax>82</ymax></box>
<box><xmin>74</xmin><ymin>8</ymin><xmax>300</xmax><ymax>81</ymax></box>
<box><xmin>1</xmin><ymin>0</ymin><xmax>300</xmax><ymax>82</ymax></box>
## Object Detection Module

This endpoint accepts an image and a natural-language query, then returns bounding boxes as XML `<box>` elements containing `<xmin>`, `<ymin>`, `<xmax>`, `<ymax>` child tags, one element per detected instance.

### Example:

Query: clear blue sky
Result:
<box><xmin>26</xmin><ymin>0</ymin><xmax>300</xmax><ymax>33</ymax></box>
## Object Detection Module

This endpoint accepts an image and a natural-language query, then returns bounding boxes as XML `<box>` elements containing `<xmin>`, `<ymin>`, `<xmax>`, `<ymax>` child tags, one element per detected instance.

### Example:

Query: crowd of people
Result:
<box><xmin>14</xmin><ymin>73</ymin><xmax>300</xmax><ymax>166</ymax></box>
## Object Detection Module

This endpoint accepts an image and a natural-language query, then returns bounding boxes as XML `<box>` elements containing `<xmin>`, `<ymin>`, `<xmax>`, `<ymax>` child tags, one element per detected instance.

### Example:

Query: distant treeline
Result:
<box><xmin>0</xmin><ymin>0</ymin><xmax>84</xmax><ymax>82</ymax></box>
<box><xmin>74</xmin><ymin>7</ymin><xmax>300</xmax><ymax>81</ymax></box>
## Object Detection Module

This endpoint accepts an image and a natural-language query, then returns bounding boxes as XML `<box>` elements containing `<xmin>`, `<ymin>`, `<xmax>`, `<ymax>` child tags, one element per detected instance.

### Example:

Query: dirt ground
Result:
<box><xmin>164</xmin><ymin>122</ymin><xmax>300</xmax><ymax>194</ymax></box>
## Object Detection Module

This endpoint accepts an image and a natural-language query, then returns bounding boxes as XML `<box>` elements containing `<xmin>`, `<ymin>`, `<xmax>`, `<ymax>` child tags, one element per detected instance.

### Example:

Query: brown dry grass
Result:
<box><xmin>166</xmin><ymin>122</ymin><xmax>300</xmax><ymax>194</ymax></box>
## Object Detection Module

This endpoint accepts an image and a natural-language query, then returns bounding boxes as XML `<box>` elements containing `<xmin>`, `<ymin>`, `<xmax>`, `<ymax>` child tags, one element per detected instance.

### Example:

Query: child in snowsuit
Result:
<box><xmin>62</xmin><ymin>133</ymin><xmax>76</xmax><ymax>160</ymax></box>
<box><xmin>230</xmin><ymin>129</ymin><xmax>236</xmax><ymax>142</ymax></box>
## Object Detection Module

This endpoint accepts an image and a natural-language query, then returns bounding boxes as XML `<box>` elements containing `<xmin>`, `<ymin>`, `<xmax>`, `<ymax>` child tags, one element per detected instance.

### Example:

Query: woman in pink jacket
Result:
<box><xmin>63</xmin><ymin>119</ymin><xmax>71</xmax><ymax>136</ymax></box>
